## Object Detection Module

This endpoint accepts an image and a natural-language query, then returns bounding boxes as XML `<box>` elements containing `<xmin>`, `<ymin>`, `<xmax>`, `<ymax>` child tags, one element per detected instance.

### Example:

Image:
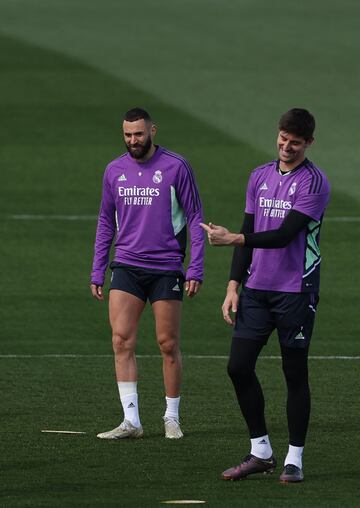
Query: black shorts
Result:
<box><xmin>233</xmin><ymin>286</ymin><xmax>319</xmax><ymax>349</ymax></box>
<box><xmin>109</xmin><ymin>263</ymin><xmax>185</xmax><ymax>304</ymax></box>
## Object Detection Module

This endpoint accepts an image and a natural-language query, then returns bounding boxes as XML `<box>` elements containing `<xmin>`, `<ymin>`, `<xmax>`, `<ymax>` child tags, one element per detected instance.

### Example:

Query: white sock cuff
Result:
<box><xmin>250</xmin><ymin>434</ymin><xmax>273</xmax><ymax>460</ymax></box>
<box><xmin>117</xmin><ymin>381</ymin><xmax>137</xmax><ymax>398</ymax></box>
<box><xmin>165</xmin><ymin>396</ymin><xmax>180</xmax><ymax>403</ymax></box>
<box><xmin>250</xmin><ymin>434</ymin><xmax>270</xmax><ymax>446</ymax></box>
<box><xmin>284</xmin><ymin>445</ymin><xmax>304</xmax><ymax>468</ymax></box>
<box><xmin>164</xmin><ymin>396</ymin><xmax>181</xmax><ymax>420</ymax></box>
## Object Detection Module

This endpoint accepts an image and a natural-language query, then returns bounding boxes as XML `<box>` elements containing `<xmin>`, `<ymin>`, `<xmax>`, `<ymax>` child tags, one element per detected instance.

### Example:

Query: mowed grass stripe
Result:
<box><xmin>1</xmin><ymin>0</ymin><xmax>360</xmax><ymax>201</ymax></box>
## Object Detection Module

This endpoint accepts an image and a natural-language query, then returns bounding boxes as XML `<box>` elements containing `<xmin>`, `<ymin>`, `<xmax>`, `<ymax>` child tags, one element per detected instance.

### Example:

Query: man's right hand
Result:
<box><xmin>222</xmin><ymin>281</ymin><xmax>239</xmax><ymax>325</ymax></box>
<box><xmin>90</xmin><ymin>284</ymin><xmax>104</xmax><ymax>301</ymax></box>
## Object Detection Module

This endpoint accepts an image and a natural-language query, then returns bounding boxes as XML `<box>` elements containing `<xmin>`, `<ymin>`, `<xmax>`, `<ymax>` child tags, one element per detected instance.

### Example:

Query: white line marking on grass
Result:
<box><xmin>41</xmin><ymin>430</ymin><xmax>86</xmax><ymax>434</ymax></box>
<box><xmin>6</xmin><ymin>214</ymin><xmax>360</xmax><ymax>223</ymax></box>
<box><xmin>0</xmin><ymin>354</ymin><xmax>359</xmax><ymax>360</ymax></box>
<box><xmin>260</xmin><ymin>355</ymin><xmax>360</xmax><ymax>360</ymax></box>
<box><xmin>325</xmin><ymin>217</ymin><xmax>360</xmax><ymax>222</ymax></box>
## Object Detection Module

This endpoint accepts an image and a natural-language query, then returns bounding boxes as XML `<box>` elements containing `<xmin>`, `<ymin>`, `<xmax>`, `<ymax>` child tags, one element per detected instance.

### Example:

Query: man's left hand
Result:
<box><xmin>185</xmin><ymin>280</ymin><xmax>201</xmax><ymax>298</ymax></box>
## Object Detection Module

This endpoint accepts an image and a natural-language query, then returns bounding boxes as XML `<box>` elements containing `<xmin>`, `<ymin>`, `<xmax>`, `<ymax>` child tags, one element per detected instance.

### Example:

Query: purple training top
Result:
<box><xmin>91</xmin><ymin>146</ymin><xmax>205</xmax><ymax>286</ymax></box>
<box><xmin>245</xmin><ymin>159</ymin><xmax>330</xmax><ymax>293</ymax></box>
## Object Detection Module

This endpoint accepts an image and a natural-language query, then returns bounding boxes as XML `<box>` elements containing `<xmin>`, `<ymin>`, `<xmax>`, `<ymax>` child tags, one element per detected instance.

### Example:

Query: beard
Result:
<box><xmin>126</xmin><ymin>136</ymin><xmax>153</xmax><ymax>160</ymax></box>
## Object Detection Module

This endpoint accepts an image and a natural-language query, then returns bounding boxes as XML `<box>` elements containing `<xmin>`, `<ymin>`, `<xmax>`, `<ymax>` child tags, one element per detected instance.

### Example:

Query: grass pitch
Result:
<box><xmin>1</xmin><ymin>357</ymin><xmax>359</xmax><ymax>507</ymax></box>
<box><xmin>1</xmin><ymin>3</ymin><xmax>360</xmax><ymax>507</ymax></box>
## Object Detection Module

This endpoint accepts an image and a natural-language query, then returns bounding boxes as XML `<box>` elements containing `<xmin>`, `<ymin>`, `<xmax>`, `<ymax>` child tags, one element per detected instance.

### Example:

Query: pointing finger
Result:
<box><xmin>200</xmin><ymin>222</ymin><xmax>211</xmax><ymax>233</ymax></box>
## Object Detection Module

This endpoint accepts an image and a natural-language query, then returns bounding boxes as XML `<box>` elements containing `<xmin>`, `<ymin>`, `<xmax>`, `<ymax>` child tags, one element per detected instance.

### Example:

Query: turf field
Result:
<box><xmin>1</xmin><ymin>1</ymin><xmax>360</xmax><ymax>507</ymax></box>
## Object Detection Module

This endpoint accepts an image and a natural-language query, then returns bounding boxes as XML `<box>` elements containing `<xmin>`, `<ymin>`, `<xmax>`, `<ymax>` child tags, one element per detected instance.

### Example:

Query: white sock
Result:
<box><xmin>118</xmin><ymin>381</ymin><xmax>141</xmax><ymax>428</ymax></box>
<box><xmin>250</xmin><ymin>435</ymin><xmax>273</xmax><ymax>459</ymax></box>
<box><xmin>284</xmin><ymin>445</ymin><xmax>304</xmax><ymax>469</ymax></box>
<box><xmin>164</xmin><ymin>396</ymin><xmax>180</xmax><ymax>421</ymax></box>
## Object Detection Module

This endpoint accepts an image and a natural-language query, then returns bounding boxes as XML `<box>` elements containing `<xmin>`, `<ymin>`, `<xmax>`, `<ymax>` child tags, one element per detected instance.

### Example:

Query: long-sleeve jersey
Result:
<box><xmin>242</xmin><ymin>158</ymin><xmax>330</xmax><ymax>293</ymax></box>
<box><xmin>91</xmin><ymin>146</ymin><xmax>205</xmax><ymax>286</ymax></box>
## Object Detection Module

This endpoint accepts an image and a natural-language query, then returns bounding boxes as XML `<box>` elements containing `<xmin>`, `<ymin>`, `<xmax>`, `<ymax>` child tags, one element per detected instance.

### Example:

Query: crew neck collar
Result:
<box><xmin>276</xmin><ymin>158</ymin><xmax>308</xmax><ymax>176</ymax></box>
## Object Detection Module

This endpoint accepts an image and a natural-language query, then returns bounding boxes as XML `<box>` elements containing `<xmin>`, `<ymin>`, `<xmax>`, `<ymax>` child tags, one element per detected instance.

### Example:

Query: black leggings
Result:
<box><xmin>227</xmin><ymin>338</ymin><xmax>310</xmax><ymax>447</ymax></box>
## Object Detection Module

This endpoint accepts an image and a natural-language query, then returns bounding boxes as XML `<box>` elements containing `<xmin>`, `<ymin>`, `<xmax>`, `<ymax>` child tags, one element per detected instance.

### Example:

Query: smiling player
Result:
<box><xmin>201</xmin><ymin>108</ymin><xmax>330</xmax><ymax>483</ymax></box>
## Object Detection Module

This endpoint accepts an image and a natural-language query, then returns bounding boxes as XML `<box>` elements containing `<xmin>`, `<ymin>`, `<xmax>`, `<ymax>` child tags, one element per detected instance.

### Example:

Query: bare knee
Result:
<box><xmin>112</xmin><ymin>332</ymin><xmax>135</xmax><ymax>356</ymax></box>
<box><xmin>157</xmin><ymin>334</ymin><xmax>179</xmax><ymax>358</ymax></box>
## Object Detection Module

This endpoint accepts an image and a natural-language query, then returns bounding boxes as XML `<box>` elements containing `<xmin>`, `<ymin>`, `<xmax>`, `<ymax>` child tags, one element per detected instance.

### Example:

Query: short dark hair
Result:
<box><xmin>123</xmin><ymin>107</ymin><xmax>152</xmax><ymax>123</ymax></box>
<box><xmin>278</xmin><ymin>108</ymin><xmax>315</xmax><ymax>141</ymax></box>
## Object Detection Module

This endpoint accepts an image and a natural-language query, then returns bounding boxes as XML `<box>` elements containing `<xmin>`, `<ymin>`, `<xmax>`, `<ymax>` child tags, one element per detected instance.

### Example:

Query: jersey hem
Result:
<box><xmin>244</xmin><ymin>282</ymin><xmax>318</xmax><ymax>293</ymax></box>
<box><xmin>113</xmin><ymin>254</ymin><xmax>185</xmax><ymax>274</ymax></box>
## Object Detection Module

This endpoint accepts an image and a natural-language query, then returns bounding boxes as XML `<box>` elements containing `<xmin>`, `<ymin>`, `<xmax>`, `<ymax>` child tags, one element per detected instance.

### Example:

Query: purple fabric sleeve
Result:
<box><xmin>292</xmin><ymin>172</ymin><xmax>330</xmax><ymax>220</ymax></box>
<box><xmin>91</xmin><ymin>168</ymin><xmax>116</xmax><ymax>285</ymax></box>
<box><xmin>176</xmin><ymin>162</ymin><xmax>205</xmax><ymax>282</ymax></box>
<box><xmin>245</xmin><ymin>173</ymin><xmax>256</xmax><ymax>214</ymax></box>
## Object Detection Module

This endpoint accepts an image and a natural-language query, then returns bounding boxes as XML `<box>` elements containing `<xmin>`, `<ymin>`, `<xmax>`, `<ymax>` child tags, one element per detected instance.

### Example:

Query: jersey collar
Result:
<box><xmin>276</xmin><ymin>158</ymin><xmax>309</xmax><ymax>176</ymax></box>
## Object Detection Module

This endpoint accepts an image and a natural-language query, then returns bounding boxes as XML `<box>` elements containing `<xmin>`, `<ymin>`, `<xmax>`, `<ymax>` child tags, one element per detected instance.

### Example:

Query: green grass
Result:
<box><xmin>1</xmin><ymin>358</ymin><xmax>359</xmax><ymax>507</ymax></box>
<box><xmin>0</xmin><ymin>6</ymin><xmax>360</xmax><ymax>508</ymax></box>
<box><xmin>1</xmin><ymin>0</ymin><xmax>360</xmax><ymax>197</ymax></box>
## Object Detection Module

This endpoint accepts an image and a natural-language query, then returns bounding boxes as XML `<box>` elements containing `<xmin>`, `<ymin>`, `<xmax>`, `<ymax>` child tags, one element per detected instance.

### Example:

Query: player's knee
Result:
<box><xmin>227</xmin><ymin>360</ymin><xmax>239</xmax><ymax>381</ymax></box>
<box><xmin>227</xmin><ymin>357</ymin><xmax>253</xmax><ymax>383</ymax></box>
<box><xmin>112</xmin><ymin>332</ymin><xmax>134</xmax><ymax>355</ymax></box>
<box><xmin>157</xmin><ymin>335</ymin><xmax>179</xmax><ymax>357</ymax></box>
<box><xmin>282</xmin><ymin>361</ymin><xmax>308</xmax><ymax>389</ymax></box>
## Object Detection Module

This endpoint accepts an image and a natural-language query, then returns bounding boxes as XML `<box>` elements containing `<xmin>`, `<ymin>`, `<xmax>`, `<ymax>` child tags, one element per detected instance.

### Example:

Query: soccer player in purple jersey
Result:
<box><xmin>201</xmin><ymin>109</ymin><xmax>330</xmax><ymax>483</ymax></box>
<box><xmin>90</xmin><ymin>108</ymin><xmax>204</xmax><ymax>440</ymax></box>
